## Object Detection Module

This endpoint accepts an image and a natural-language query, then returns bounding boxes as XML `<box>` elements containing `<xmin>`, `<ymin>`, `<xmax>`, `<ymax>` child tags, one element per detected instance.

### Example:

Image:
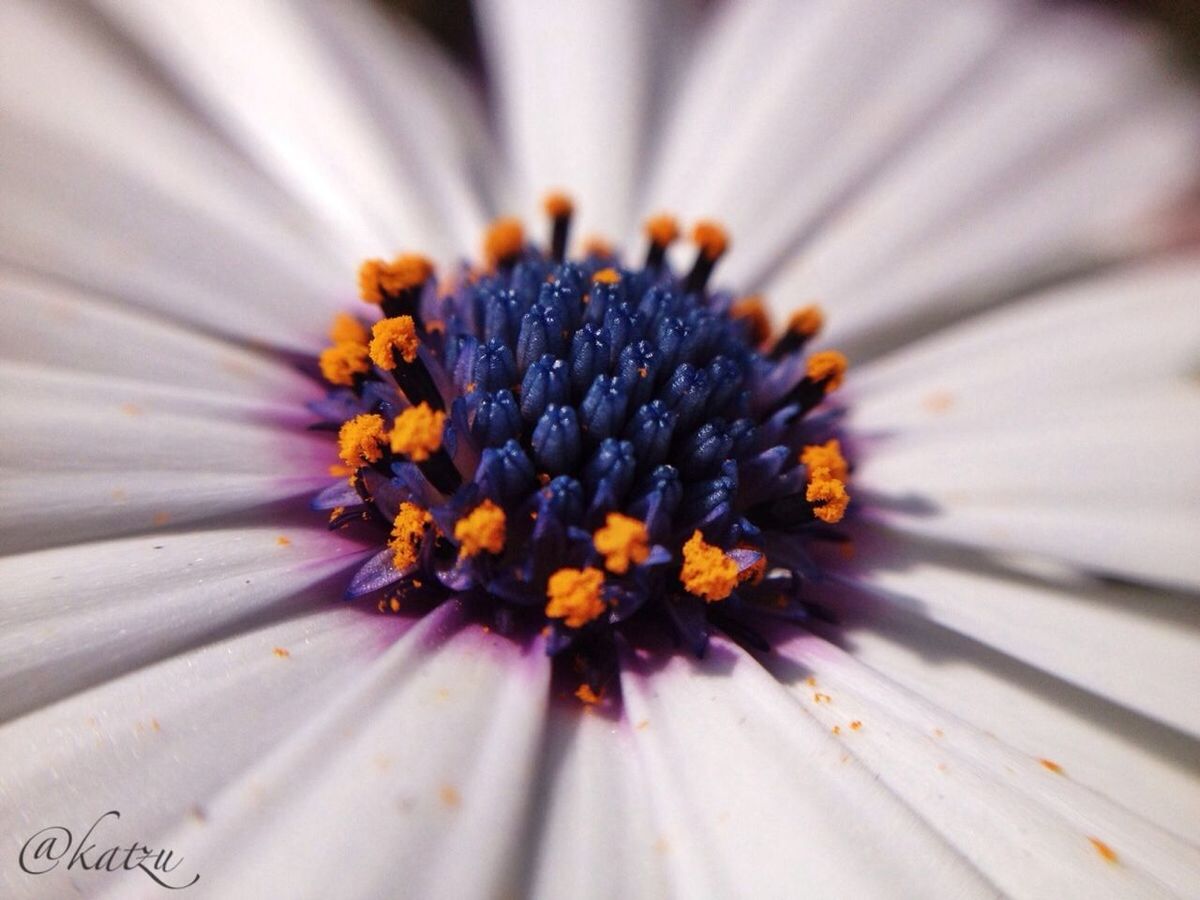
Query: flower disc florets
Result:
<box><xmin>310</xmin><ymin>198</ymin><xmax>853</xmax><ymax>701</ymax></box>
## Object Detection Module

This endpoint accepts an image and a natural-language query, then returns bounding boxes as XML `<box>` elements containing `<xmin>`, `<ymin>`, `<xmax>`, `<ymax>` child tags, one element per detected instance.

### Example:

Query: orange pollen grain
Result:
<box><xmin>338</xmin><ymin>413</ymin><xmax>387</xmax><ymax>467</ymax></box>
<box><xmin>545</xmin><ymin>567</ymin><xmax>607</xmax><ymax>628</ymax></box>
<box><xmin>692</xmin><ymin>221</ymin><xmax>729</xmax><ymax>259</ymax></box>
<box><xmin>592</xmin><ymin>267</ymin><xmax>621</xmax><ymax>285</ymax></box>
<box><xmin>1088</xmin><ymin>837</ymin><xmax>1118</xmax><ymax>864</ymax></box>
<box><xmin>575</xmin><ymin>684</ymin><xmax>601</xmax><ymax>705</ymax></box>
<box><xmin>357</xmin><ymin>254</ymin><xmax>434</xmax><ymax>304</ymax></box>
<box><xmin>328</xmin><ymin>312</ymin><xmax>369</xmax><ymax>346</ymax></box>
<box><xmin>389</xmin><ymin>502</ymin><xmax>432</xmax><ymax>569</ymax></box>
<box><xmin>789</xmin><ymin>305</ymin><xmax>824</xmax><ymax>338</ymax></box>
<box><xmin>389</xmin><ymin>403</ymin><xmax>446</xmax><ymax>462</ymax></box>
<box><xmin>543</xmin><ymin>191</ymin><xmax>574</xmax><ymax>218</ymax></box>
<box><xmin>806</xmin><ymin>468</ymin><xmax>850</xmax><ymax>524</ymax></box>
<box><xmin>484</xmin><ymin>217</ymin><xmax>524</xmax><ymax>265</ymax></box>
<box><xmin>1039</xmin><ymin>758</ymin><xmax>1065</xmax><ymax>775</ymax></box>
<box><xmin>593</xmin><ymin>513</ymin><xmax>650</xmax><ymax>574</ymax></box>
<box><xmin>806</xmin><ymin>350</ymin><xmax>848</xmax><ymax>392</ymax></box>
<box><xmin>644</xmin><ymin>213</ymin><xmax>680</xmax><ymax>247</ymax></box>
<box><xmin>801</xmin><ymin>439</ymin><xmax>849</xmax><ymax>482</ymax></box>
<box><xmin>319</xmin><ymin>341</ymin><xmax>370</xmax><ymax>387</ymax></box>
<box><xmin>849</xmin><ymin>720</ymin><xmax>863</xmax><ymax>731</ymax></box>
<box><xmin>680</xmin><ymin>530</ymin><xmax>738</xmax><ymax>602</ymax></box>
<box><xmin>454</xmin><ymin>500</ymin><xmax>507</xmax><ymax>557</ymax></box>
<box><xmin>730</xmin><ymin>296</ymin><xmax>771</xmax><ymax>345</ymax></box>
<box><xmin>369</xmin><ymin>316</ymin><xmax>420</xmax><ymax>369</ymax></box>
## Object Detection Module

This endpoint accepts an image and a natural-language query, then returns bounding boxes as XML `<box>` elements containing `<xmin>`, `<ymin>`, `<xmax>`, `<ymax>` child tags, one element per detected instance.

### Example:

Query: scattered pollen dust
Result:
<box><xmin>636</xmin><ymin>719</ymin><xmax>650</xmax><ymax>730</ymax></box>
<box><xmin>151</xmin><ymin>718</ymin><xmax>161</xmax><ymax>732</ymax></box>
<box><xmin>119</xmin><ymin>402</ymin><xmax>143</xmax><ymax>416</ymax></box>
<box><xmin>1039</xmin><ymin>758</ymin><xmax>1065</xmax><ymax>775</ymax></box>
<box><xmin>373</xmin><ymin>754</ymin><xmax>392</xmax><ymax>772</ymax></box>
<box><xmin>849</xmin><ymin>720</ymin><xmax>863</xmax><ymax>731</ymax></box>
<box><xmin>805</xmin><ymin>676</ymin><xmax>817</xmax><ymax>687</ymax></box>
<box><xmin>812</xmin><ymin>692</ymin><xmax>832</xmax><ymax>704</ymax></box>
<box><xmin>276</xmin><ymin>535</ymin><xmax>291</xmax><ymax>546</ymax></box>
<box><xmin>272</xmin><ymin>647</ymin><xmax>291</xmax><ymax>659</ymax></box>
<box><xmin>1088</xmin><ymin>836</ymin><xmax>1119</xmax><ymax>865</ymax></box>
<box><xmin>921</xmin><ymin>390</ymin><xmax>955</xmax><ymax>414</ymax></box>
<box><xmin>434</xmin><ymin>687</ymin><xmax>451</xmax><ymax>701</ymax></box>
<box><xmin>653</xmin><ymin>837</ymin><xmax>671</xmax><ymax>854</ymax></box>
<box><xmin>111</xmin><ymin>489</ymin><xmax>128</xmax><ymax>503</ymax></box>
<box><xmin>831</xmin><ymin>725</ymin><xmax>841</xmax><ymax>735</ymax></box>
<box><xmin>933</xmin><ymin>728</ymin><xmax>945</xmax><ymax>738</ymax></box>
<box><xmin>152</xmin><ymin>511</ymin><xmax>172</xmax><ymax>526</ymax></box>
<box><xmin>439</xmin><ymin>784</ymin><xmax>461</xmax><ymax>808</ymax></box>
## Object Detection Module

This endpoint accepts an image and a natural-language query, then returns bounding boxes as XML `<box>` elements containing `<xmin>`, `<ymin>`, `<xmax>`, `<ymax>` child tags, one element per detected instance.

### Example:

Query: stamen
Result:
<box><xmin>359</xmin><ymin>255</ymin><xmax>434</xmax><ymax>320</ymax></box>
<box><xmin>338</xmin><ymin>414</ymin><xmax>387</xmax><ymax>467</ymax></box>
<box><xmin>319</xmin><ymin>342</ymin><xmax>370</xmax><ymax>387</ymax></box>
<box><xmin>644</xmin><ymin>213</ymin><xmax>680</xmax><ymax>269</ymax></box>
<box><xmin>454</xmin><ymin>499</ymin><xmax>507</xmax><ymax>557</ymax></box>
<box><xmin>806</xmin><ymin>469</ymin><xmax>849</xmax><ymax>524</ymax></box>
<box><xmin>545</xmin><ymin>567</ymin><xmax>607</xmax><ymax>628</ymax></box>
<box><xmin>769</xmin><ymin>304</ymin><xmax>824</xmax><ymax>360</ymax></box>
<box><xmin>328</xmin><ymin>312</ymin><xmax>369</xmax><ymax>346</ymax></box>
<box><xmin>800</xmin><ymin>439</ymin><xmax>848</xmax><ymax>482</ymax></box>
<box><xmin>806</xmin><ymin>350</ymin><xmax>848</xmax><ymax>393</ymax></box>
<box><xmin>543</xmin><ymin>191</ymin><xmax>574</xmax><ymax>263</ymax></box>
<box><xmin>390</xmin><ymin>502</ymin><xmax>432</xmax><ymax>569</ymax></box>
<box><xmin>389</xmin><ymin>403</ymin><xmax>446</xmax><ymax>462</ymax></box>
<box><xmin>593</xmin><ymin>512</ymin><xmax>650</xmax><ymax>574</ymax></box>
<box><xmin>369</xmin><ymin>316</ymin><xmax>420</xmax><ymax>369</ymax></box>
<box><xmin>484</xmin><ymin>217</ymin><xmax>525</xmax><ymax>269</ymax></box>
<box><xmin>730</xmin><ymin>295</ymin><xmax>771</xmax><ymax>346</ymax></box>
<box><xmin>683</xmin><ymin>220</ymin><xmax>728</xmax><ymax>294</ymax></box>
<box><xmin>680</xmin><ymin>530</ymin><xmax>738</xmax><ymax>602</ymax></box>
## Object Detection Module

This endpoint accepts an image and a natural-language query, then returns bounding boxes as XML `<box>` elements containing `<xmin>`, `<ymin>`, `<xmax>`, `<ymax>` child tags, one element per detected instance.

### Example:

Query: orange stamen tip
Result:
<box><xmin>692</xmin><ymin>221</ymin><xmax>729</xmax><ymax>260</ymax></box>
<box><xmin>369</xmin><ymin>316</ymin><xmax>420</xmax><ymax>370</ymax></box>
<box><xmin>806</xmin><ymin>350</ymin><xmax>848</xmax><ymax>392</ymax></box>
<box><xmin>454</xmin><ymin>499</ymin><xmax>507</xmax><ymax>558</ymax></box>
<box><xmin>389</xmin><ymin>403</ymin><xmax>446</xmax><ymax>462</ymax></box>
<box><xmin>328</xmin><ymin>312</ymin><xmax>369</xmax><ymax>346</ymax></box>
<box><xmin>319</xmin><ymin>341</ymin><xmax>370</xmax><ymax>387</ymax></box>
<box><xmin>358</xmin><ymin>255</ymin><xmax>434</xmax><ymax>304</ymax></box>
<box><xmin>484</xmin><ymin>217</ymin><xmax>525</xmax><ymax>265</ymax></box>
<box><xmin>593</xmin><ymin>513</ymin><xmax>650</xmax><ymax>574</ymax></box>
<box><xmin>337</xmin><ymin>413</ymin><xmax>387</xmax><ymax>467</ymax></box>
<box><xmin>545</xmin><ymin>567</ymin><xmax>607</xmax><ymax>628</ymax></box>
<box><xmin>575</xmin><ymin>684</ymin><xmax>601</xmax><ymax>705</ymax></box>
<box><xmin>644</xmin><ymin>213</ymin><xmax>680</xmax><ymax>247</ymax></box>
<box><xmin>542</xmin><ymin>191</ymin><xmax>574</xmax><ymax>218</ymax></box>
<box><xmin>591</xmin><ymin>267</ymin><xmax>621</xmax><ymax>285</ymax></box>
<box><xmin>800</xmin><ymin>439</ymin><xmax>848</xmax><ymax>482</ymax></box>
<box><xmin>389</xmin><ymin>502</ymin><xmax>432</xmax><ymax>569</ymax></box>
<box><xmin>806</xmin><ymin>468</ymin><xmax>850</xmax><ymax>524</ymax></box>
<box><xmin>789</xmin><ymin>305</ymin><xmax>824</xmax><ymax>338</ymax></box>
<box><xmin>730</xmin><ymin>295</ymin><xmax>771</xmax><ymax>345</ymax></box>
<box><xmin>680</xmin><ymin>530</ymin><xmax>738</xmax><ymax>602</ymax></box>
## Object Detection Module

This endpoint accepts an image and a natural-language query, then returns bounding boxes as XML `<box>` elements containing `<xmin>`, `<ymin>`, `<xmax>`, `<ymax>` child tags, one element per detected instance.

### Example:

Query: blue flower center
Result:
<box><xmin>310</xmin><ymin>198</ymin><xmax>852</xmax><ymax>705</ymax></box>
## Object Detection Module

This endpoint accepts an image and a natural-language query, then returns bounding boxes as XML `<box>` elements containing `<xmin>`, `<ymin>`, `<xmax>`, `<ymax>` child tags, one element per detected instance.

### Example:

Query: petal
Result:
<box><xmin>476</xmin><ymin>0</ymin><xmax>682</xmax><ymax>241</ymax></box>
<box><xmin>156</xmin><ymin>604</ymin><xmax>550</xmax><ymax>899</ymax></box>
<box><xmin>0</xmin><ymin>525</ymin><xmax>368</xmax><ymax>720</ymax></box>
<box><xmin>0</xmin><ymin>603</ymin><xmax>404</xmax><ymax>898</ymax></box>
<box><xmin>617</xmin><ymin>642</ymin><xmax>995</xmax><ymax>897</ymax></box>
<box><xmin>761</xmin><ymin>631</ymin><xmax>1200</xmax><ymax>896</ymax></box>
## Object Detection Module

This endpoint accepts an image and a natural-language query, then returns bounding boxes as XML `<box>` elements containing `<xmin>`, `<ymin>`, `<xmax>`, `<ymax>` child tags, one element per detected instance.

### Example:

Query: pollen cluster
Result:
<box><xmin>309</xmin><ymin>197</ymin><xmax>853</xmax><ymax>701</ymax></box>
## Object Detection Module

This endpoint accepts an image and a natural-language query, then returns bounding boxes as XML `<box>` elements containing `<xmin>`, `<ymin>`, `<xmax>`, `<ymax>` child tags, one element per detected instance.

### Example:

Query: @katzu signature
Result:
<box><xmin>19</xmin><ymin>810</ymin><xmax>199</xmax><ymax>890</ymax></box>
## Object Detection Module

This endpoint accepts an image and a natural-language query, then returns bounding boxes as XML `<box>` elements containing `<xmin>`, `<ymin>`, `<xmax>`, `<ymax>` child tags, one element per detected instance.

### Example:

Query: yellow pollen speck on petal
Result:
<box><xmin>806</xmin><ymin>350</ymin><xmax>848</xmax><ymax>392</ymax></box>
<box><xmin>389</xmin><ymin>403</ymin><xmax>445</xmax><ymax>462</ymax></box>
<box><xmin>592</xmin><ymin>267</ymin><xmax>621</xmax><ymax>284</ymax></box>
<box><xmin>328</xmin><ymin>312</ymin><xmax>369</xmax><ymax>346</ymax></box>
<box><xmin>789</xmin><ymin>305</ymin><xmax>824</xmax><ymax>338</ymax></box>
<box><xmin>730</xmin><ymin>295</ymin><xmax>771</xmax><ymax>345</ymax></box>
<box><xmin>273</xmin><ymin>647</ymin><xmax>290</xmax><ymax>658</ymax></box>
<box><xmin>369</xmin><ymin>316</ymin><xmax>420</xmax><ymax>370</ymax></box>
<box><xmin>680</xmin><ymin>530</ymin><xmax>738</xmax><ymax>602</ymax></box>
<box><xmin>806</xmin><ymin>468</ymin><xmax>850</xmax><ymax>524</ymax></box>
<box><xmin>575</xmin><ymin>684</ymin><xmax>601</xmax><ymax>705</ymax></box>
<box><xmin>276</xmin><ymin>536</ymin><xmax>291</xmax><ymax>547</ymax></box>
<box><xmin>543</xmin><ymin>191</ymin><xmax>574</xmax><ymax>218</ymax></box>
<box><xmin>358</xmin><ymin>255</ymin><xmax>434</xmax><ymax>304</ymax></box>
<box><xmin>692</xmin><ymin>221</ymin><xmax>729</xmax><ymax>260</ymax></box>
<box><xmin>319</xmin><ymin>342</ymin><xmax>370</xmax><ymax>387</ymax></box>
<box><xmin>390</xmin><ymin>502</ymin><xmax>432</xmax><ymax>569</ymax></box>
<box><xmin>338</xmin><ymin>413</ymin><xmax>387</xmax><ymax>467</ymax></box>
<box><xmin>454</xmin><ymin>500</ymin><xmax>506</xmax><ymax>557</ymax></box>
<box><xmin>849</xmin><ymin>720</ymin><xmax>863</xmax><ymax>731</ymax></box>
<box><xmin>484</xmin><ymin>217</ymin><xmax>524</xmax><ymax>266</ymax></box>
<box><xmin>1039</xmin><ymin>758</ymin><xmax>1065</xmax><ymax>775</ymax></box>
<box><xmin>645</xmin><ymin>213</ymin><xmax>680</xmax><ymax>247</ymax></box>
<box><xmin>593</xmin><ymin>512</ymin><xmax>650</xmax><ymax>574</ymax></box>
<box><xmin>440</xmin><ymin>784</ymin><xmax>461</xmax><ymax>808</ymax></box>
<box><xmin>801</xmin><ymin>439</ymin><xmax>848</xmax><ymax>482</ymax></box>
<box><xmin>546</xmin><ymin>567</ymin><xmax>606</xmax><ymax>628</ymax></box>
<box><xmin>1088</xmin><ymin>837</ymin><xmax>1118</xmax><ymax>864</ymax></box>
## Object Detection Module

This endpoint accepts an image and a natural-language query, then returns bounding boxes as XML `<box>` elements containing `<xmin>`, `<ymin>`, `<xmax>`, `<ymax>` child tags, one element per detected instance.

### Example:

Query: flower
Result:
<box><xmin>2</xmin><ymin>1</ymin><xmax>1199</xmax><ymax>898</ymax></box>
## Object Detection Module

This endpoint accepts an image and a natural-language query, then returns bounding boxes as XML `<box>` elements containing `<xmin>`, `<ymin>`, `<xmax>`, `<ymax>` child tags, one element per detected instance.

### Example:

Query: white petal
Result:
<box><xmin>94</xmin><ymin>0</ymin><xmax>487</xmax><ymax>262</ymax></box>
<box><xmin>476</xmin><ymin>0</ymin><xmax>682</xmax><ymax>241</ymax></box>
<box><xmin>0</xmin><ymin>525</ymin><xmax>368</xmax><ymax>720</ymax></box>
<box><xmin>0</xmin><ymin>603</ymin><xmax>401</xmax><ymax>899</ymax></box>
<box><xmin>618</xmin><ymin>642</ymin><xmax>995</xmax><ymax>897</ymax></box>
<box><xmin>761</xmin><ymin>631</ymin><xmax>1200</xmax><ymax>896</ymax></box>
<box><xmin>160</xmin><ymin>604</ymin><xmax>550</xmax><ymax>899</ymax></box>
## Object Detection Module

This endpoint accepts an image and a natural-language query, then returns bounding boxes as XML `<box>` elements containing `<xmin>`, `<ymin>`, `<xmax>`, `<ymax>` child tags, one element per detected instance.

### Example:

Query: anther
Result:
<box><xmin>683</xmin><ymin>221</ymin><xmax>728</xmax><ymax>295</ymax></box>
<box><xmin>358</xmin><ymin>255</ymin><xmax>434</xmax><ymax>322</ymax></box>
<box><xmin>328</xmin><ymin>312</ymin><xmax>369</xmax><ymax>346</ymax></box>
<box><xmin>644</xmin><ymin>213</ymin><xmax>680</xmax><ymax>270</ymax></box>
<box><xmin>454</xmin><ymin>499</ymin><xmax>507</xmax><ymax>557</ymax></box>
<box><xmin>679</xmin><ymin>529</ymin><xmax>738</xmax><ymax>602</ymax></box>
<box><xmin>370</xmin><ymin>316</ymin><xmax>445</xmax><ymax>411</ymax></box>
<box><xmin>338</xmin><ymin>414</ymin><xmax>388</xmax><ymax>468</ymax></box>
<box><xmin>545</xmin><ymin>567</ymin><xmax>607</xmax><ymax>628</ymax></box>
<box><xmin>593</xmin><ymin>512</ymin><xmax>650</xmax><ymax>574</ymax></box>
<box><xmin>390</xmin><ymin>403</ymin><xmax>461</xmax><ymax>494</ymax></box>
<box><xmin>484</xmin><ymin>217</ymin><xmax>525</xmax><ymax>269</ymax></box>
<box><xmin>390</xmin><ymin>502</ymin><xmax>432</xmax><ymax>569</ymax></box>
<box><xmin>729</xmin><ymin>295</ymin><xmax>771</xmax><ymax>346</ymax></box>
<box><xmin>543</xmin><ymin>191</ymin><xmax>574</xmax><ymax>263</ymax></box>
<box><xmin>319</xmin><ymin>342</ymin><xmax>370</xmax><ymax>388</ymax></box>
